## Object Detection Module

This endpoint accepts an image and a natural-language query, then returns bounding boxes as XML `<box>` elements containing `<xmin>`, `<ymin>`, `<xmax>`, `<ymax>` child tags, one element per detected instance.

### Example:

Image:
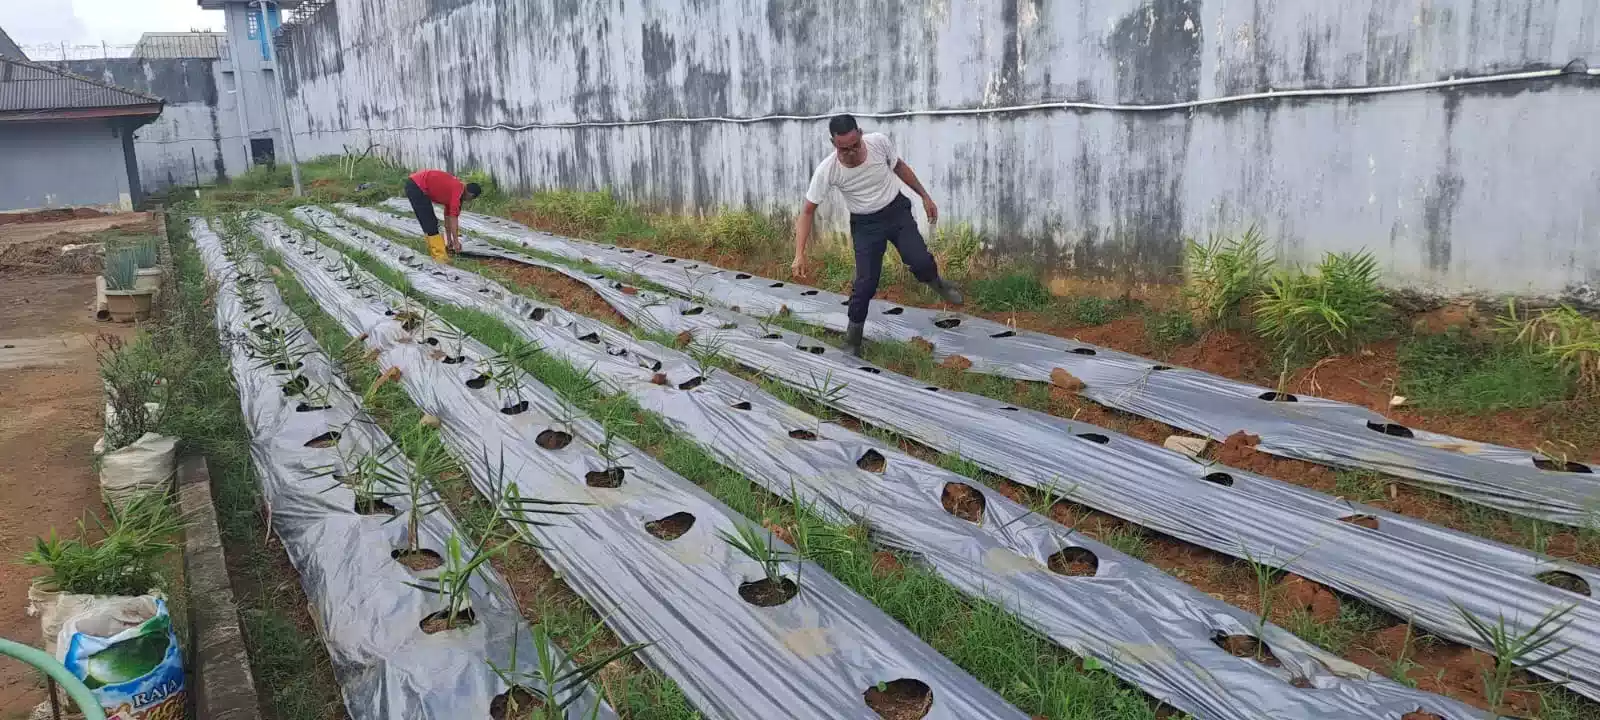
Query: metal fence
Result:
<box><xmin>21</xmin><ymin>35</ymin><xmax>226</xmax><ymax>61</ymax></box>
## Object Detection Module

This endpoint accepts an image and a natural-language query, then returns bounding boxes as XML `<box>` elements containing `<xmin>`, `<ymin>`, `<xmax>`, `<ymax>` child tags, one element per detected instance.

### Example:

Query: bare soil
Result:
<box><xmin>0</xmin><ymin>275</ymin><xmax>128</xmax><ymax>713</ymax></box>
<box><xmin>863</xmin><ymin>678</ymin><xmax>934</xmax><ymax>720</ymax></box>
<box><xmin>393</xmin><ymin>549</ymin><xmax>444</xmax><ymax>571</ymax></box>
<box><xmin>939</xmin><ymin>482</ymin><xmax>986</xmax><ymax>523</ymax></box>
<box><xmin>737</xmin><ymin>577</ymin><xmax>798</xmax><ymax>606</ymax></box>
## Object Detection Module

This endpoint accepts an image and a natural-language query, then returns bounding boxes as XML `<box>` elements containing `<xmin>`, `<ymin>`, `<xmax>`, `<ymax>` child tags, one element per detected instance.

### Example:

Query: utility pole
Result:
<box><xmin>256</xmin><ymin>0</ymin><xmax>302</xmax><ymax>196</ymax></box>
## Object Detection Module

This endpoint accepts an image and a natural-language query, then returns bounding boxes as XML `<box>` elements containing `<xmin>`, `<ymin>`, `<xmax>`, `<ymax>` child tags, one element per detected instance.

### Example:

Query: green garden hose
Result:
<box><xmin>0</xmin><ymin>637</ymin><xmax>107</xmax><ymax>720</ymax></box>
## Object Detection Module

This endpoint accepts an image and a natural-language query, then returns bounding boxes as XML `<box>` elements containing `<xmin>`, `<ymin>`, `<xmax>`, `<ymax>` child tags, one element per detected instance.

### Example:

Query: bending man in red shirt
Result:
<box><xmin>404</xmin><ymin>169</ymin><xmax>482</xmax><ymax>262</ymax></box>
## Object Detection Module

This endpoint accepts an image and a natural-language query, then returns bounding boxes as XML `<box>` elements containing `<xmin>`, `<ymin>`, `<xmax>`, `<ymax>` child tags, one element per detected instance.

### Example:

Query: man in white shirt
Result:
<box><xmin>791</xmin><ymin>114</ymin><xmax>963</xmax><ymax>356</ymax></box>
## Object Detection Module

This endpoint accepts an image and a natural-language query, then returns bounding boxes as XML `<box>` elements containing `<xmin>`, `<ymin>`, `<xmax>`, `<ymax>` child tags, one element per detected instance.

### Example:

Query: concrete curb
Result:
<box><xmin>176</xmin><ymin>456</ymin><xmax>263</xmax><ymax>720</ymax></box>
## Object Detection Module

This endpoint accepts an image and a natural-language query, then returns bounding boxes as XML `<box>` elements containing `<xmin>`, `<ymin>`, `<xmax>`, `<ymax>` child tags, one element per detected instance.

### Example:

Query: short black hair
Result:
<box><xmin>828</xmin><ymin>114</ymin><xmax>859</xmax><ymax>137</ymax></box>
<box><xmin>464</xmin><ymin>182</ymin><xmax>482</xmax><ymax>199</ymax></box>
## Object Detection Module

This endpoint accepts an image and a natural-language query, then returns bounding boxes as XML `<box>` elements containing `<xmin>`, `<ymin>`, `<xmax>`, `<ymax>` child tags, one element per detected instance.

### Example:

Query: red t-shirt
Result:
<box><xmin>409</xmin><ymin>169</ymin><xmax>465</xmax><ymax>217</ymax></box>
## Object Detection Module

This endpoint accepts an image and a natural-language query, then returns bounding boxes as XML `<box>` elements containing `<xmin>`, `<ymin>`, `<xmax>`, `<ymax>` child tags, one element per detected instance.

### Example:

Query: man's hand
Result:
<box><xmin>791</xmin><ymin>254</ymin><xmax>807</xmax><ymax>278</ymax></box>
<box><xmin>923</xmin><ymin>197</ymin><xmax>939</xmax><ymax>226</ymax></box>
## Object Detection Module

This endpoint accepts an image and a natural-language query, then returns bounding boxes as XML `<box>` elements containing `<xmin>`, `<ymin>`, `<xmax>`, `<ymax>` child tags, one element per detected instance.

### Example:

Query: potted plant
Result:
<box><xmin>102</xmin><ymin>248</ymin><xmax>155</xmax><ymax>322</ymax></box>
<box><xmin>132</xmin><ymin>236</ymin><xmax>161</xmax><ymax>293</ymax></box>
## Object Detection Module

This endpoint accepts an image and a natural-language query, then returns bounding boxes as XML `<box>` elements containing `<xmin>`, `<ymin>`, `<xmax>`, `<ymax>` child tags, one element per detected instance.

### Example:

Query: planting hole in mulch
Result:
<box><xmin>1535</xmin><ymin>570</ymin><xmax>1592</xmax><ymax>596</ymax></box>
<box><xmin>295</xmin><ymin>402</ymin><xmax>332</xmax><ymax>412</ymax></box>
<box><xmin>933</xmin><ymin>318</ymin><xmax>961</xmax><ymax>329</ymax></box>
<box><xmin>761</xmin><ymin>333</ymin><xmax>783</xmax><ymax>340</ymax></box>
<box><xmin>940</xmin><ymin>482</ymin><xmax>986</xmax><ymax>524</ymax></box>
<box><xmin>859</xmin><ymin>366</ymin><xmax>882</xmax><ymax>374</ymax></box>
<box><xmin>1259</xmin><ymin>391</ymin><xmax>1298</xmax><ymax>402</ymax></box>
<box><xmin>1047</xmin><ymin>546</ymin><xmax>1099</xmax><ymax>577</ymax></box>
<box><xmin>678</xmin><ymin>376</ymin><xmax>704</xmax><ymax>390</ymax></box>
<box><xmin>662</xmin><ymin>258</ymin><xmax>677</xmax><ymax>264</ymax></box>
<box><xmin>529</xmin><ymin>308</ymin><xmax>547</xmax><ymax>321</ymax></box>
<box><xmin>1151</xmin><ymin>365</ymin><xmax>1173</xmax><ymax>371</ymax></box>
<box><xmin>882</xmin><ymin>307</ymin><xmax>904</xmax><ymax>315</ymax></box>
<box><xmin>1212</xmin><ymin>633</ymin><xmax>1281</xmax><ymax>666</ymax></box>
<box><xmin>392</xmin><ymin>548</ymin><xmax>444</xmax><ymax>571</ymax></box>
<box><xmin>789</xmin><ymin>429</ymin><xmax>818</xmax><ymax>440</ymax></box>
<box><xmin>863</xmin><ymin>678</ymin><xmax>933</xmax><ymax>720</ymax></box>
<box><xmin>281</xmin><ymin>375</ymin><xmax>310</xmax><ymax>395</ymax></box>
<box><xmin>999</xmin><ymin>406</ymin><xmax>1019</xmax><ymax>411</ymax></box>
<box><xmin>441</xmin><ymin>355</ymin><xmax>466</xmax><ymax>365</ymax></box>
<box><xmin>1203</xmin><ymin>472</ymin><xmax>1235</xmax><ymax>487</ymax></box>
<box><xmin>1339</xmin><ymin>514</ymin><xmax>1381</xmax><ymax>530</ymax></box>
<box><xmin>1533</xmin><ymin>457</ymin><xmax>1592</xmax><ymax>473</ymax></box>
<box><xmin>424</xmin><ymin>337</ymin><xmax>440</xmax><ymax>346</ymax></box>
<box><xmin>802</xmin><ymin>289</ymin><xmax>819</xmax><ymax>296</ymax></box>
<box><xmin>735</xmin><ymin>273</ymin><xmax>751</xmax><ymax>279</ymax></box>
<box><xmin>801</xmin><ymin>344</ymin><xmax>825</xmax><ymax>355</ymax></box>
<box><xmin>769</xmin><ymin>282</ymin><xmax>784</xmax><ymax>288</ymax></box>
<box><xmin>1401</xmin><ymin>711</ymin><xmax>1446</xmax><ymax>720</ymax></box>
<box><xmin>738</xmin><ymin>577</ymin><xmax>798</xmax><ymax>606</ymax></box>
<box><xmin>466</xmin><ymin>374</ymin><xmax>491</xmax><ymax>389</ymax></box>
<box><xmin>857</xmin><ymin>449</ymin><xmax>886</xmax><ymax>473</ymax></box>
<box><xmin>586</xmin><ymin>467</ymin><xmax>625</xmax><ymax>488</ymax></box>
<box><xmin>535</xmin><ymin>429</ymin><xmax>572</xmax><ymax>450</ymax></box>
<box><xmin>730</xmin><ymin>400</ymin><xmax>752</xmax><ymax>410</ymax></box>
<box><xmin>490</xmin><ymin>686</ymin><xmax>545</xmax><ymax>719</ymax></box>
<box><xmin>922</xmin><ymin>386</ymin><xmax>939</xmax><ymax>392</ymax></box>
<box><xmin>681</xmin><ymin>306</ymin><xmax>704</xmax><ymax>316</ymax></box>
<box><xmin>304</xmin><ymin>431</ymin><xmax>341</xmax><ymax>448</ymax></box>
<box><xmin>501</xmin><ymin>400</ymin><xmax>531</xmax><ymax>415</ymax></box>
<box><xmin>1076</xmin><ymin>433</ymin><xmax>1110</xmax><ymax>444</ymax></box>
<box><xmin>354</xmin><ymin>497</ymin><xmax>397</xmax><ymax>516</ymax></box>
<box><xmin>1366</xmin><ymin>421</ymin><xmax>1415</xmax><ymax>438</ymax></box>
<box><xmin>1070</xmin><ymin>347</ymin><xmax>1097</xmax><ymax>355</ymax></box>
<box><xmin>578</xmin><ymin>332</ymin><xmax>600</xmax><ymax>344</ymax></box>
<box><xmin>645</xmin><ymin>512</ymin><xmax>696</xmax><ymax>541</ymax></box>
<box><xmin>419</xmin><ymin>608</ymin><xmax>477</xmax><ymax>634</ymax></box>
<box><xmin>274</xmin><ymin>360</ymin><xmax>303</xmax><ymax>371</ymax></box>
<box><xmin>990</xmin><ymin>330</ymin><xmax>1016</xmax><ymax>338</ymax></box>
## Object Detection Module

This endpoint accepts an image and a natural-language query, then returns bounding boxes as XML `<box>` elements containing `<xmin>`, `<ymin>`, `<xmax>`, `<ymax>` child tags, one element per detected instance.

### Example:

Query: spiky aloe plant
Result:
<box><xmin>104</xmin><ymin>247</ymin><xmax>140</xmax><ymax>291</ymax></box>
<box><xmin>490</xmin><ymin>622</ymin><xmax>651</xmax><ymax>720</ymax></box>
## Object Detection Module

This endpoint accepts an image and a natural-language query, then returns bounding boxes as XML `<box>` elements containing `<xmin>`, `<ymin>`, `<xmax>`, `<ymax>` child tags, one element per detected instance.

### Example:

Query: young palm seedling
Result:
<box><xmin>480</xmin><ymin>339</ymin><xmax>542</xmax><ymax>414</ymax></box>
<box><xmin>583</xmin><ymin>423</ymin><xmax>633</xmax><ymax>488</ymax></box>
<box><xmin>489</xmin><ymin>622</ymin><xmax>651</xmax><ymax>720</ymax></box>
<box><xmin>719</xmin><ymin>521</ymin><xmax>798</xmax><ymax>606</ymax></box>
<box><xmin>405</xmin><ymin>530</ymin><xmax>513</xmax><ymax>632</ymax></box>
<box><xmin>685</xmin><ymin>333</ymin><xmax>729</xmax><ymax>384</ymax></box>
<box><xmin>1452</xmin><ymin>600</ymin><xmax>1578</xmax><ymax>713</ymax></box>
<box><xmin>307</xmin><ymin>442</ymin><xmax>406</xmax><ymax>516</ymax></box>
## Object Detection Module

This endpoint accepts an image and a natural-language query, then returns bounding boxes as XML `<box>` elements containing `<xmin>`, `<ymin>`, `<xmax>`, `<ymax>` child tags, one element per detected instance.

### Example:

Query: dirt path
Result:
<box><xmin>0</xmin><ymin>275</ymin><xmax>128</xmax><ymax>714</ymax></box>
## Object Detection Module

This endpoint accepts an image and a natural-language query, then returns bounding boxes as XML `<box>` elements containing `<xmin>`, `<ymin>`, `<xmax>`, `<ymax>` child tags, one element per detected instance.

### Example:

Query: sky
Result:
<box><xmin>0</xmin><ymin>0</ymin><xmax>224</xmax><ymax>47</ymax></box>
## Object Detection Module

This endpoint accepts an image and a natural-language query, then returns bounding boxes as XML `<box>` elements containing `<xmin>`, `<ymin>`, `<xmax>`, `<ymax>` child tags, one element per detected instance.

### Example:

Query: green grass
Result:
<box><xmin>1145</xmin><ymin>309</ymin><xmax>1198</xmax><ymax>349</ymax></box>
<box><xmin>1068</xmin><ymin>296</ymin><xmax>1122</xmax><ymax>326</ymax></box>
<box><xmin>1398</xmin><ymin>329</ymin><xmax>1572</xmax><ymax>412</ymax></box>
<box><xmin>241</xmin><ymin>225</ymin><xmax>698</xmax><ymax>720</ymax></box>
<box><xmin>969</xmin><ymin>272</ymin><xmax>1053</xmax><ymax>312</ymax></box>
<box><xmin>1333</xmin><ymin>470</ymin><xmax>1389</xmax><ymax>504</ymax></box>
<box><xmin>162</xmin><ymin>208</ymin><xmax>344</xmax><ymax>719</ymax></box>
<box><xmin>1282</xmin><ymin>604</ymin><xmax>1390</xmax><ymax>656</ymax></box>
<box><xmin>292</xmin><ymin>219</ymin><xmax>1175</xmax><ymax>719</ymax></box>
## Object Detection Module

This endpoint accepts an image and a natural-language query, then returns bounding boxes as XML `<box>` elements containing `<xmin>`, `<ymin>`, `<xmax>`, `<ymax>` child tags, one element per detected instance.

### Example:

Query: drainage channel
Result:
<box><xmin>191</xmin><ymin>217</ymin><xmax>613</xmax><ymax>719</ymax></box>
<box><xmin>368</xmin><ymin>200</ymin><xmax>1600</xmax><ymax>528</ymax></box>
<box><xmin>249</xmin><ymin>212</ymin><xmax>1029</xmax><ymax>720</ymax></box>
<box><xmin>334</xmin><ymin>205</ymin><xmax>1600</xmax><ymax>707</ymax></box>
<box><xmin>296</xmin><ymin>205</ymin><xmax>1497</xmax><ymax>720</ymax></box>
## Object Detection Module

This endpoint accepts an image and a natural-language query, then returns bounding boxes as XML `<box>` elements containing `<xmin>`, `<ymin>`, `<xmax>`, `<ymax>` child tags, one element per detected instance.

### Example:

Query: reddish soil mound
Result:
<box><xmin>0</xmin><ymin>233</ymin><xmax>102</xmax><ymax>275</ymax></box>
<box><xmin>0</xmin><ymin>207</ymin><xmax>108</xmax><ymax>225</ymax></box>
<box><xmin>1278</xmin><ymin>574</ymin><xmax>1340</xmax><ymax>623</ymax></box>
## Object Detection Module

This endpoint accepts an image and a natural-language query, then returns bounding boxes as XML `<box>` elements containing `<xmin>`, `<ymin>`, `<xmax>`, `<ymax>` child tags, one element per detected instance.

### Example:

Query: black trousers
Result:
<box><xmin>404</xmin><ymin>178</ymin><xmax>440</xmax><ymax>236</ymax></box>
<box><xmin>847</xmin><ymin>194</ymin><xmax>940</xmax><ymax>324</ymax></box>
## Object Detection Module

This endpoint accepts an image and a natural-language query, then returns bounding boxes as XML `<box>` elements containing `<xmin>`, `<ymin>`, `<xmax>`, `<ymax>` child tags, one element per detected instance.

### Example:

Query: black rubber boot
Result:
<box><xmin>842</xmin><ymin>321</ymin><xmax>865</xmax><ymax>357</ymax></box>
<box><xmin>931</xmin><ymin>279</ymin><xmax>964</xmax><ymax>305</ymax></box>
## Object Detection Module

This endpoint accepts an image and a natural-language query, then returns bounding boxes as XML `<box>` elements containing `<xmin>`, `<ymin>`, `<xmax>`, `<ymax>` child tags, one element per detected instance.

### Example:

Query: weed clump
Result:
<box><xmin>1184</xmin><ymin>228</ymin><xmax>1273</xmax><ymax>325</ymax></box>
<box><xmin>24</xmin><ymin>491</ymin><xmax>183</xmax><ymax>596</ymax></box>
<box><xmin>969</xmin><ymin>271</ymin><xmax>1052</xmax><ymax>312</ymax></box>
<box><xmin>1502</xmin><ymin>303</ymin><xmax>1600</xmax><ymax>393</ymax></box>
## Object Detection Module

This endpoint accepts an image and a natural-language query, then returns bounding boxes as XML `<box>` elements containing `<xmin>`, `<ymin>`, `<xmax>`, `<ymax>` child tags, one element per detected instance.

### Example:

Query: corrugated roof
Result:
<box><xmin>0</xmin><ymin>56</ymin><xmax>162</xmax><ymax>114</ymax></box>
<box><xmin>132</xmin><ymin>32</ymin><xmax>226</xmax><ymax>59</ymax></box>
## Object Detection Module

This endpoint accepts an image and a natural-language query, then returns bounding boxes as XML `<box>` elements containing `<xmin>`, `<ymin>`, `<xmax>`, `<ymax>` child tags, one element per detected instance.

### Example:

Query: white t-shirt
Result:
<box><xmin>804</xmin><ymin>132</ymin><xmax>903</xmax><ymax>215</ymax></box>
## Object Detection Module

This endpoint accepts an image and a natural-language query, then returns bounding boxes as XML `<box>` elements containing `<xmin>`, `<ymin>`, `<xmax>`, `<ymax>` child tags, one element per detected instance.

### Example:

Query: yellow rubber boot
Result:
<box><xmin>425</xmin><ymin>234</ymin><xmax>449</xmax><ymax>263</ymax></box>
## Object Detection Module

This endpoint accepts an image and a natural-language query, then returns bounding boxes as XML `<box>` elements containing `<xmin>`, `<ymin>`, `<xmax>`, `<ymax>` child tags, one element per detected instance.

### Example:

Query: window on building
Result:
<box><xmin>246</xmin><ymin>10</ymin><xmax>260</xmax><ymax>40</ymax></box>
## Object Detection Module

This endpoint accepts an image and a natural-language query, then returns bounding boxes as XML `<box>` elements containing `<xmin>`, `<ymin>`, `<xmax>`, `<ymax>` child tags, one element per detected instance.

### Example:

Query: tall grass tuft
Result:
<box><xmin>969</xmin><ymin>271</ymin><xmax>1053</xmax><ymax>312</ymax></box>
<box><xmin>932</xmin><ymin>223</ymin><xmax>983</xmax><ymax>279</ymax></box>
<box><xmin>24</xmin><ymin>491</ymin><xmax>184</xmax><ymax>596</ymax></box>
<box><xmin>1254</xmin><ymin>250</ymin><xmax>1389</xmax><ymax>357</ymax></box>
<box><xmin>104</xmin><ymin>247</ymin><xmax>140</xmax><ymax>290</ymax></box>
<box><xmin>1184</xmin><ymin>228</ymin><xmax>1273</xmax><ymax>325</ymax></box>
<box><xmin>1502</xmin><ymin>303</ymin><xmax>1600</xmax><ymax>393</ymax></box>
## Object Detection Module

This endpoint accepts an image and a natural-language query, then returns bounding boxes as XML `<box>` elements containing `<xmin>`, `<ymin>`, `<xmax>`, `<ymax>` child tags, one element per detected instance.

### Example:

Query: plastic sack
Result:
<box><xmin>99</xmin><ymin>433</ymin><xmax>177</xmax><ymax>508</ymax></box>
<box><xmin>57</xmin><ymin>596</ymin><xmax>185</xmax><ymax>720</ymax></box>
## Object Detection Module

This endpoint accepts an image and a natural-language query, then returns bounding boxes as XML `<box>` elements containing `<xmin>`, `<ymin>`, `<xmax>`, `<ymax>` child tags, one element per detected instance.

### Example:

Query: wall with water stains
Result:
<box><xmin>276</xmin><ymin>0</ymin><xmax>1600</xmax><ymax>299</ymax></box>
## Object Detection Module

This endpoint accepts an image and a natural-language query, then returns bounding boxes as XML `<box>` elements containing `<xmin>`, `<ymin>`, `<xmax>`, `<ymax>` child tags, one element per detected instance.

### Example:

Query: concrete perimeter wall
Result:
<box><xmin>277</xmin><ymin>0</ymin><xmax>1600</xmax><ymax>299</ymax></box>
<box><xmin>62</xmin><ymin>58</ymin><xmax>249</xmax><ymax>192</ymax></box>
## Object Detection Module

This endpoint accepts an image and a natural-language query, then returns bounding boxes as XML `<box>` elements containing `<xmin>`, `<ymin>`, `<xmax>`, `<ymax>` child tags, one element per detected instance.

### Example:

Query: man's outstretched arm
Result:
<box><xmin>893</xmin><ymin>160</ymin><xmax>938</xmax><ymax>225</ymax></box>
<box><xmin>792</xmin><ymin>200</ymin><xmax>818</xmax><ymax>276</ymax></box>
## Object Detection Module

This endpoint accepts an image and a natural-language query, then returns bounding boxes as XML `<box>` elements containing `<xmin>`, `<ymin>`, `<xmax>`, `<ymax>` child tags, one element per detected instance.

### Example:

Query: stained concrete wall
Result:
<box><xmin>62</xmin><ymin>58</ymin><xmax>249</xmax><ymax>191</ymax></box>
<box><xmin>276</xmin><ymin>0</ymin><xmax>1600</xmax><ymax>299</ymax></box>
<box><xmin>0</xmin><ymin>120</ymin><xmax>134</xmax><ymax>211</ymax></box>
